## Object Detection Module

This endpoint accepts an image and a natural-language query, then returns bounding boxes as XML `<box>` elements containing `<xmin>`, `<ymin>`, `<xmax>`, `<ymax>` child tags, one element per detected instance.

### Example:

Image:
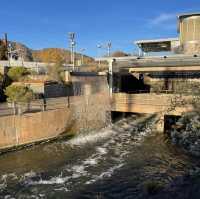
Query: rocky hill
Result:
<box><xmin>11</xmin><ymin>42</ymin><xmax>34</xmax><ymax>61</ymax></box>
<box><xmin>9</xmin><ymin>42</ymin><xmax>94</xmax><ymax>63</ymax></box>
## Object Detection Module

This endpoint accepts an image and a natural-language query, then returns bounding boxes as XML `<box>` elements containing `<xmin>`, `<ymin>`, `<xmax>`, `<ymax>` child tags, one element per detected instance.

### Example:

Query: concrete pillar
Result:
<box><xmin>84</xmin><ymin>84</ymin><xmax>92</xmax><ymax>96</ymax></box>
<box><xmin>108</xmin><ymin>59</ymin><xmax>116</xmax><ymax>97</ymax></box>
<box><xmin>155</xmin><ymin>114</ymin><xmax>164</xmax><ymax>132</ymax></box>
<box><xmin>65</xmin><ymin>71</ymin><xmax>71</xmax><ymax>82</ymax></box>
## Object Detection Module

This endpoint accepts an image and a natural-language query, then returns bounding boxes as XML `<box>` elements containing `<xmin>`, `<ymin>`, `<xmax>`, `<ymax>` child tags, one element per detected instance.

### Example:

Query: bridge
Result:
<box><xmin>111</xmin><ymin>93</ymin><xmax>193</xmax><ymax>115</ymax></box>
<box><xmin>111</xmin><ymin>93</ymin><xmax>194</xmax><ymax>131</ymax></box>
<box><xmin>0</xmin><ymin>61</ymin><xmax>82</xmax><ymax>75</ymax></box>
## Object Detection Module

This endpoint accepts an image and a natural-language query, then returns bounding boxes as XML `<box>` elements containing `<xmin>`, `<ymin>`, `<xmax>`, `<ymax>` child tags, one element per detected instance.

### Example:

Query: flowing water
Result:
<box><xmin>0</xmin><ymin>114</ymin><xmax>200</xmax><ymax>199</ymax></box>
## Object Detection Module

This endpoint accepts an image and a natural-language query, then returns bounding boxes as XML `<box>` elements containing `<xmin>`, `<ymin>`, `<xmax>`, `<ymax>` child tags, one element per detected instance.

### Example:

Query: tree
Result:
<box><xmin>5</xmin><ymin>85</ymin><xmax>34</xmax><ymax>103</ymax></box>
<box><xmin>47</xmin><ymin>55</ymin><xmax>65</xmax><ymax>82</ymax></box>
<box><xmin>5</xmin><ymin>84</ymin><xmax>34</xmax><ymax>115</ymax></box>
<box><xmin>7</xmin><ymin>67</ymin><xmax>30</xmax><ymax>82</ymax></box>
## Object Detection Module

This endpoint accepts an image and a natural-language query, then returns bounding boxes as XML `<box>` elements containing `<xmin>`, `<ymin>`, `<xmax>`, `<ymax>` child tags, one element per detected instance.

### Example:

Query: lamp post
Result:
<box><xmin>7</xmin><ymin>43</ymin><xmax>14</xmax><ymax>67</ymax></box>
<box><xmin>107</xmin><ymin>42</ymin><xmax>112</xmax><ymax>57</ymax></box>
<box><xmin>68</xmin><ymin>32</ymin><xmax>76</xmax><ymax>70</ymax></box>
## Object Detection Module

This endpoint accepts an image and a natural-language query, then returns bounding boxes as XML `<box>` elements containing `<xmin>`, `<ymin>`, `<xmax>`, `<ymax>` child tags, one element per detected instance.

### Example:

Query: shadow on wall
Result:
<box><xmin>70</xmin><ymin>76</ymin><xmax>108</xmax><ymax>97</ymax></box>
<box><xmin>111</xmin><ymin>73</ymin><xmax>150</xmax><ymax>93</ymax></box>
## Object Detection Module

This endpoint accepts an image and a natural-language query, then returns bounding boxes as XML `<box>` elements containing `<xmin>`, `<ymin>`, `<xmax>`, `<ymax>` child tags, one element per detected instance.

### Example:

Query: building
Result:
<box><xmin>135</xmin><ymin>12</ymin><xmax>200</xmax><ymax>56</ymax></box>
<box><xmin>95</xmin><ymin>12</ymin><xmax>200</xmax><ymax>131</ymax></box>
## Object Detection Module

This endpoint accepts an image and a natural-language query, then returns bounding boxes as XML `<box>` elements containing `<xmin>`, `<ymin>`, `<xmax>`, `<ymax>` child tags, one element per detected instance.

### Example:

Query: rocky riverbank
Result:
<box><xmin>140</xmin><ymin>169</ymin><xmax>200</xmax><ymax>199</ymax></box>
<box><xmin>169</xmin><ymin>111</ymin><xmax>200</xmax><ymax>157</ymax></box>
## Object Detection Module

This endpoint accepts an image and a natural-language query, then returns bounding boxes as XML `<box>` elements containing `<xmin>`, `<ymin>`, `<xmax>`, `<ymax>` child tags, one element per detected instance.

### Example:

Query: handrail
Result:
<box><xmin>0</xmin><ymin>93</ymin><xmax>108</xmax><ymax>117</ymax></box>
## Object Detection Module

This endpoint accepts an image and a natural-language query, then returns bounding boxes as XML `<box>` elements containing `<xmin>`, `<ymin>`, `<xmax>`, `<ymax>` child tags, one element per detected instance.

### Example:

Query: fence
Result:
<box><xmin>0</xmin><ymin>96</ymin><xmax>71</xmax><ymax>117</ymax></box>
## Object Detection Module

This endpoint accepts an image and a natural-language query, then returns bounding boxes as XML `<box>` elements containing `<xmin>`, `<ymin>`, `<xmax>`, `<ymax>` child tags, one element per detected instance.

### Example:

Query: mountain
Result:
<box><xmin>8</xmin><ymin>42</ymin><xmax>94</xmax><ymax>63</ymax></box>
<box><xmin>111</xmin><ymin>51</ymin><xmax>131</xmax><ymax>57</ymax></box>
<box><xmin>11</xmin><ymin>42</ymin><xmax>34</xmax><ymax>61</ymax></box>
<box><xmin>32</xmin><ymin>48</ymin><xmax>94</xmax><ymax>64</ymax></box>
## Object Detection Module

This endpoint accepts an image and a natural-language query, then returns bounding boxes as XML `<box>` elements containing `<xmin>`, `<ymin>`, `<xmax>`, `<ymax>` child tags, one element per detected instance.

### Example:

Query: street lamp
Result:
<box><xmin>97</xmin><ymin>44</ymin><xmax>102</xmax><ymax>68</ymax></box>
<box><xmin>107</xmin><ymin>42</ymin><xmax>112</xmax><ymax>57</ymax></box>
<box><xmin>68</xmin><ymin>32</ymin><xmax>76</xmax><ymax>70</ymax></box>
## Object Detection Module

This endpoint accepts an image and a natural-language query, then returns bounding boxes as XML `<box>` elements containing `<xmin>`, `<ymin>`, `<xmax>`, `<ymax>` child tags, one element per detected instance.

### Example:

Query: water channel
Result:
<box><xmin>0</xmin><ymin>114</ymin><xmax>200</xmax><ymax>199</ymax></box>
<box><xmin>0</xmin><ymin>77</ymin><xmax>200</xmax><ymax>199</ymax></box>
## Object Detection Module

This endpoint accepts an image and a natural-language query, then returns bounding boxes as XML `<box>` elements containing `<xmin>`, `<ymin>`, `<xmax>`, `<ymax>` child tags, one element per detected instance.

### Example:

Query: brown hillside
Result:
<box><xmin>32</xmin><ymin>48</ymin><xmax>94</xmax><ymax>64</ymax></box>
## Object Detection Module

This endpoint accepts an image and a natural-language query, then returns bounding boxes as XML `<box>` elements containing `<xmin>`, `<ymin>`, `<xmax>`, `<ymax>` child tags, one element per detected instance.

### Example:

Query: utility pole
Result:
<box><xmin>4</xmin><ymin>33</ymin><xmax>8</xmax><ymax>50</ymax></box>
<box><xmin>80</xmin><ymin>48</ymin><xmax>85</xmax><ymax>65</ymax></box>
<box><xmin>68</xmin><ymin>32</ymin><xmax>76</xmax><ymax>71</ymax></box>
<box><xmin>8</xmin><ymin>43</ymin><xmax>12</xmax><ymax>67</ymax></box>
<box><xmin>3</xmin><ymin>33</ymin><xmax>9</xmax><ymax>62</ymax></box>
<box><xmin>19</xmin><ymin>48</ymin><xmax>24</xmax><ymax>67</ymax></box>
<box><xmin>107</xmin><ymin>42</ymin><xmax>112</xmax><ymax>57</ymax></box>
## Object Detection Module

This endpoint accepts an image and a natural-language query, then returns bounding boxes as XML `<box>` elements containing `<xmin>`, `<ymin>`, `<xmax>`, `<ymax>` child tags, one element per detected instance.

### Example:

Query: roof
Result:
<box><xmin>135</xmin><ymin>38</ymin><xmax>179</xmax><ymax>45</ymax></box>
<box><xmin>178</xmin><ymin>12</ymin><xmax>200</xmax><ymax>19</ymax></box>
<box><xmin>135</xmin><ymin>38</ymin><xmax>179</xmax><ymax>53</ymax></box>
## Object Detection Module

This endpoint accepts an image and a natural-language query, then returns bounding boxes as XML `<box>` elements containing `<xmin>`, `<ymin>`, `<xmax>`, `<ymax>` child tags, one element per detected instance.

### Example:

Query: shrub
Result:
<box><xmin>5</xmin><ymin>84</ymin><xmax>34</xmax><ymax>103</ymax></box>
<box><xmin>47</xmin><ymin>57</ymin><xmax>65</xmax><ymax>82</ymax></box>
<box><xmin>8</xmin><ymin>67</ymin><xmax>30</xmax><ymax>82</ymax></box>
<box><xmin>0</xmin><ymin>73</ymin><xmax>3</xmax><ymax>82</ymax></box>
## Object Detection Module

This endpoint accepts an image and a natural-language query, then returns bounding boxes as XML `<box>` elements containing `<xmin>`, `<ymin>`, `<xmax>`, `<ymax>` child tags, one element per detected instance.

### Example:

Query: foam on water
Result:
<box><xmin>0</xmin><ymin>181</ymin><xmax>6</xmax><ymax>191</ymax></box>
<box><xmin>68</xmin><ymin>127</ymin><xmax>116</xmax><ymax>146</ymax></box>
<box><xmin>96</xmin><ymin>147</ymin><xmax>107</xmax><ymax>155</ymax></box>
<box><xmin>28</xmin><ymin>175</ymin><xmax>71</xmax><ymax>185</ymax></box>
<box><xmin>85</xmin><ymin>163</ymin><xmax>124</xmax><ymax>185</ymax></box>
<box><xmin>0</xmin><ymin>173</ymin><xmax>19</xmax><ymax>192</ymax></box>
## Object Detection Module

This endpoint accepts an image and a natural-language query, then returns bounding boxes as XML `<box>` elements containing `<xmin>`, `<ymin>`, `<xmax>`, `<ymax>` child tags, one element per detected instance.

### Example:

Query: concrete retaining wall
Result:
<box><xmin>0</xmin><ymin>77</ymin><xmax>109</xmax><ymax>151</ymax></box>
<box><xmin>0</xmin><ymin>108</ymin><xmax>72</xmax><ymax>150</ymax></box>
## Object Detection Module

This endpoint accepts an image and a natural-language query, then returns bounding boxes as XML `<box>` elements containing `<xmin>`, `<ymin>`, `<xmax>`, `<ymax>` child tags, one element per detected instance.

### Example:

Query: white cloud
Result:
<box><xmin>150</xmin><ymin>13</ymin><xmax>176</xmax><ymax>26</ymax></box>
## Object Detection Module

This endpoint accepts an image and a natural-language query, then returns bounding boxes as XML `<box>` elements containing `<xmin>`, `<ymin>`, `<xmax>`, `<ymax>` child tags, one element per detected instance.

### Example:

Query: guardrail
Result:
<box><xmin>114</xmin><ymin>89</ymin><xmax>199</xmax><ymax>95</ymax></box>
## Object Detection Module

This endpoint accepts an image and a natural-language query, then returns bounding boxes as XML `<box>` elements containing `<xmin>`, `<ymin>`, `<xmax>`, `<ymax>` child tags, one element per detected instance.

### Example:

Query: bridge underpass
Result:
<box><xmin>111</xmin><ymin>93</ymin><xmax>194</xmax><ymax>132</ymax></box>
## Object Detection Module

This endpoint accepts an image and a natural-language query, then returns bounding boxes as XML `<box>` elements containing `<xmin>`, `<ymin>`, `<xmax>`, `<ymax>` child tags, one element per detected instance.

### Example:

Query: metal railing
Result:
<box><xmin>114</xmin><ymin>89</ymin><xmax>200</xmax><ymax>95</ymax></box>
<box><xmin>0</xmin><ymin>97</ymin><xmax>71</xmax><ymax>117</ymax></box>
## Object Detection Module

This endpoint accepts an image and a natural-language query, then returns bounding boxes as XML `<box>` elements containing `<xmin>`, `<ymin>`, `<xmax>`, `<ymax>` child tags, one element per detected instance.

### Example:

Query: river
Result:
<box><xmin>0</xmin><ymin>114</ymin><xmax>200</xmax><ymax>199</ymax></box>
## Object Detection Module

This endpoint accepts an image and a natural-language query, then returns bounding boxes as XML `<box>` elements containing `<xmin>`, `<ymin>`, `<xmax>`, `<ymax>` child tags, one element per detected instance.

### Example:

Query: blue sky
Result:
<box><xmin>1</xmin><ymin>0</ymin><xmax>200</xmax><ymax>57</ymax></box>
